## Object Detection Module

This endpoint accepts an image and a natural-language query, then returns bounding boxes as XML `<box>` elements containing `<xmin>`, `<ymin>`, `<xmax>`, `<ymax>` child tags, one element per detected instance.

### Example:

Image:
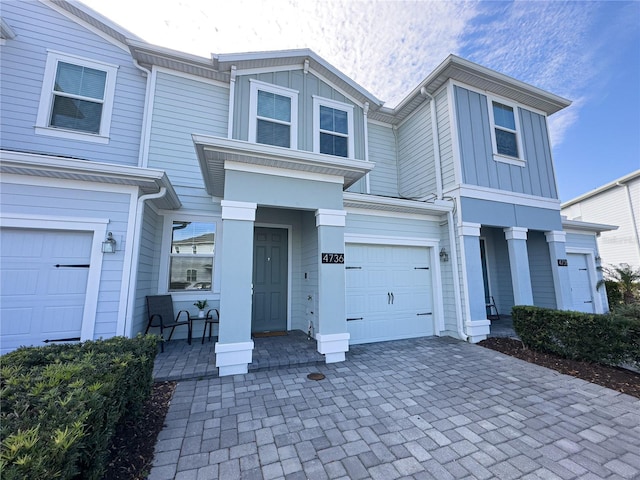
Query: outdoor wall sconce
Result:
<box><xmin>102</xmin><ymin>232</ymin><xmax>116</xmax><ymax>253</ymax></box>
<box><xmin>439</xmin><ymin>247</ymin><xmax>449</xmax><ymax>262</ymax></box>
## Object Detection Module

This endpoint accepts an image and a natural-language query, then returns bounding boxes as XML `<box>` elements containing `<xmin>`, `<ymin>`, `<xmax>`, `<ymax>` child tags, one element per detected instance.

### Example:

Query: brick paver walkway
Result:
<box><xmin>148</xmin><ymin>337</ymin><xmax>640</xmax><ymax>479</ymax></box>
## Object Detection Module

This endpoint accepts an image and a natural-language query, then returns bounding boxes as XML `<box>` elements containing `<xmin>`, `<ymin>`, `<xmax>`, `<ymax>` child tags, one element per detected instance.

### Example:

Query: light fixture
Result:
<box><xmin>439</xmin><ymin>247</ymin><xmax>449</xmax><ymax>262</ymax></box>
<box><xmin>102</xmin><ymin>232</ymin><xmax>116</xmax><ymax>253</ymax></box>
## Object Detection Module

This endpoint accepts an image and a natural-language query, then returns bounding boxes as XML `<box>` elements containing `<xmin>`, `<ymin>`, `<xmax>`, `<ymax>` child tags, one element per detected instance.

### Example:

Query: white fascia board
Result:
<box><xmin>449</xmin><ymin>184</ymin><xmax>562</xmax><ymax>210</ymax></box>
<box><xmin>561</xmin><ymin>169</ymin><xmax>640</xmax><ymax>208</ymax></box>
<box><xmin>561</xmin><ymin>218</ymin><xmax>618</xmax><ymax>233</ymax></box>
<box><xmin>0</xmin><ymin>150</ymin><xmax>181</xmax><ymax>208</ymax></box>
<box><xmin>343</xmin><ymin>192</ymin><xmax>453</xmax><ymax>215</ymax></box>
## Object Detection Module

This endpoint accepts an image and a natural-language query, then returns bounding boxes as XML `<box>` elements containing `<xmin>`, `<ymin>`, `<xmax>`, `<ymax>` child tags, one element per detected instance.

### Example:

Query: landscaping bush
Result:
<box><xmin>513</xmin><ymin>306</ymin><xmax>640</xmax><ymax>368</ymax></box>
<box><xmin>0</xmin><ymin>335</ymin><xmax>159</xmax><ymax>480</ymax></box>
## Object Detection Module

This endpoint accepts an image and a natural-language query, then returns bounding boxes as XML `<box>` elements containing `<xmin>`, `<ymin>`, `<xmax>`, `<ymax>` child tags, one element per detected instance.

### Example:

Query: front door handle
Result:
<box><xmin>388</xmin><ymin>292</ymin><xmax>391</xmax><ymax>304</ymax></box>
<box><xmin>391</xmin><ymin>292</ymin><xmax>394</xmax><ymax>304</ymax></box>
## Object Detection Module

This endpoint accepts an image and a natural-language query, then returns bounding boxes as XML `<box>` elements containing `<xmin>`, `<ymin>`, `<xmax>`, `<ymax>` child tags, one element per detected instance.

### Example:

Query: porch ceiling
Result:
<box><xmin>0</xmin><ymin>150</ymin><xmax>181</xmax><ymax>210</ymax></box>
<box><xmin>192</xmin><ymin>135</ymin><xmax>374</xmax><ymax>198</ymax></box>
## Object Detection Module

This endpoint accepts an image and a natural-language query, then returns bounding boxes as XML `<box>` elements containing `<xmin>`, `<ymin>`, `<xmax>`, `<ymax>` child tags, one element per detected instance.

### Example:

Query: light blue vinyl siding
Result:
<box><xmin>436</xmin><ymin>89</ymin><xmax>456</xmax><ymax>191</ymax></box>
<box><xmin>367</xmin><ymin>123</ymin><xmax>398</xmax><ymax>197</ymax></box>
<box><xmin>132</xmin><ymin>204</ymin><xmax>164</xmax><ymax>336</ymax></box>
<box><xmin>527</xmin><ymin>231</ymin><xmax>556</xmax><ymax>309</ymax></box>
<box><xmin>397</xmin><ymin>102</ymin><xmax>436</xmax><ymax>198</ymax></box>
<box><xmin>345</xmin><ymin>213</ymin><xmax>441</xmax><ymax>239</ymax></box>
<box><xmin>0</xmin><ymin>2</ymin><xmax>145</xmax><ymax>165</ymax></box>
<box><xmin>461</xmin><ymin>197</ymin><xmax>562</xmax><ymax>231</ymax></box>
<box><xmin>1</xmin><ymin>181</ymin><xmax>133</xmax><ymax>338</ymax></box>
<box><xmin>233</xmin><ymin>71</ymin><xmax>365</xmax><ymax>160</ymax></box>
<box><xmin>454</xmin><ymin>85</ymin><xmax>558</xmax><ymax>199</ymax></box>
<box><xmin>147</xmin><ymin>71</ymin><xmax>228</xmax><ymax>207</ymax></box>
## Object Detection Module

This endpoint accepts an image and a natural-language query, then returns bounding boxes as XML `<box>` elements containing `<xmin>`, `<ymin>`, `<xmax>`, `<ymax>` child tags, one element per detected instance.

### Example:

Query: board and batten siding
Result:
<box><xmin>147</xmin><ymin>71</ymin><xmax>228</xmax><ymax>208</ymax></box>
<box><xmin>436</xmin><ymin>89</ymin><xmax>456</xmax><ymax>192</ymax></box>
<box><xmin>1</xmin><ymin>180</ymin><xmax>133</xmax><ymax>338</ymax></box>
<box><xmin>397</xmin><ymin>102</ymin><xmax>437</xmax><ymax>199</ymax></box>
<box><xmin>527</xmin><ymin>231</ymin><xmax>556</xmax><ymax>309</ymax></box>
<box><xmin>1</xmin><ymin>1</ymin><xmax>145</xmax><ymax>166</ymax></box>
<box><xmin>367</xmin><ymin>122</ymin><xmax>399</xmax><ymax>197</ymax></box>
<box><xmin>233</xmin><ymin>71</ymin><xmax>365</xmax><ymax>160</ymax></box>
<box><xmin>454</xmin><ymin>85</ymin><xmax>558</xmax><ymax>199</ymax></box>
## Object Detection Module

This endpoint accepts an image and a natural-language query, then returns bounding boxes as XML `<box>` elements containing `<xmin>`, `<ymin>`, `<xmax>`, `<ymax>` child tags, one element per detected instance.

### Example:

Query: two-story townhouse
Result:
<box><xmin>0</xmin><ymin>0</ymin><xmax>180</xmax><ymax>354</ymax></box>
<box><xmin>1</xmin><ymin>1</ymin><xmax>611</xmax><ymax>373</ymax></box>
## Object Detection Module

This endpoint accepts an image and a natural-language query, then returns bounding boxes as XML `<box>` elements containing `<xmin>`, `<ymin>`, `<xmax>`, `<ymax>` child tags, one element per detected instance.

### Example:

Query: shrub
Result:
<box><xmin>0</xmin><ymin>335</ymin><xmax>159</xmax><ymax>480</ymax></box>
<box><xmin>513</xmin><ymin>306</ymin><xmax>639</xmax><ymax>368</ymax></box>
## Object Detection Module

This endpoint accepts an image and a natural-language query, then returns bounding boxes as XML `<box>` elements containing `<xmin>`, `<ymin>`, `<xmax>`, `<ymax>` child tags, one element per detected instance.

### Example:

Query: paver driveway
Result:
<box><xmin>148</xmin><ymin>337</ymin><xmax>640</xmax><ymax>479</ymax></box>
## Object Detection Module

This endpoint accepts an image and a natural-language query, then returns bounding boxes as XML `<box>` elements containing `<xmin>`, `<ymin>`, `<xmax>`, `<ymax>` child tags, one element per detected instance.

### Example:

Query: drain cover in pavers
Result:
<box><xmin>307</xmin><ymin>372</ymin><xmax>325</xmax><ymax>380</ymax></box>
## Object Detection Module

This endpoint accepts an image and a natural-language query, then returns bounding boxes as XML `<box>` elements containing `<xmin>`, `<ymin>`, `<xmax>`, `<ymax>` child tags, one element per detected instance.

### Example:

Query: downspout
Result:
<box><xmin>617</xmin><ymin>181</ymin><xmax>640</xmax><ymax>262</ymax></box>
<box><xmin>363</xmin><ymin>101</ymin><xmax>371</xmax><ymax>193</ymax></box>
<box><xmin>420</xmin><ymin>87</ymin><xmax>464</xmax><ymax>338</ymax></box>
<box><xmin>447</xmin><ymin>208</ymin><xmax>468</xmax><ymax>341</ymax></box>
<box><xmin>227</xmin><ymin>66</ymin><xmax>237</xmax><ymax>139</ymax></box>
<box><xmin>123</xmin><ymin>187</ymin><xmax>168</xmax><ymax>337</ymax></box>
<box><xmin>420</xmin><ymin>87</ymin><xmax>443</xmax><ymax>200</ymax></box>
<box><xmin>132</xmin><ymin>59</ymin><xmax>155</xmax><ymax>168</ymax></box>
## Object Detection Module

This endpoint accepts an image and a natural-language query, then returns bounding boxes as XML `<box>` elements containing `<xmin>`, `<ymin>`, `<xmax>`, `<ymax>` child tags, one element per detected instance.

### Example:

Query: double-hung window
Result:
<box><xmin>489</xmin><ymin>98</ymin><xmax>523</xmax><ymax>164</ymax></box>
<box><xmin>36</xmin><ymin>51</ymin><xmax>118</xmax><ymax>143</ymax></box>
<box><xmin>313</xmin><ymin>97</ymin><xmax>354</xmax><ymax>158</ymax></box>
<box><xmin>249</xmin><ymin>80</ymin><xmax>298</xmax><ymax>149</ymax></box>
<box><xmin>168</xmin><ymin>221</ymin><xmax>215</xmax><ymax>292</ymax></box>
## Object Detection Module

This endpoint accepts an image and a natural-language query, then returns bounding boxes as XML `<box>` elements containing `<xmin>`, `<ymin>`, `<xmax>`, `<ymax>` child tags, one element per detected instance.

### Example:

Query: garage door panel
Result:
<box><xmin>346</xmin><ymin>243</ymin><xmax>434</xmax><ymax>345</ymax></box>
<box><xmin>1</xmin><ymin>229</ymin><xmax>91</xmax><ymax>354</ymax></box>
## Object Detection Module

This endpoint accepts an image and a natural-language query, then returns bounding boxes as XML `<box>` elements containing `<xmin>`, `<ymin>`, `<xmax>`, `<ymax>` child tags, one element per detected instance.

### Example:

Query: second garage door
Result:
<box><xmin>345</xmin><ymin>243</ymin><xmax>434</xmax><ymax>345</ymax></box>
<box><xmin>0</xmin><ymin>228</ymin><xmax>92</xmax><ymax>355</ymax></box>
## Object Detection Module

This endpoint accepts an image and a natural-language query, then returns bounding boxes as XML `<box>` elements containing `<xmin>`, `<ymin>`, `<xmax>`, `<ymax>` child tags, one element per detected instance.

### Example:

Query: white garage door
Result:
<box><xmin>0</xmin><ymin>228</ymin><xmax>92</xmax><ymax>355</ymax></box>
<box><xmin>345</xmin><ymin>243</ymin><xmax>434</xmax><ymax>345</ymax></box>
<box><xmin>567</xmin><ymin>253</ymin><xmax>594</xmax><ymax>313</ymax></box>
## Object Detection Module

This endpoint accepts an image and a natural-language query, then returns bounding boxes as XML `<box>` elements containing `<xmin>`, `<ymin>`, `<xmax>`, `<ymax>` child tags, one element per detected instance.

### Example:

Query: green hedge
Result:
<box><xmin>0</xmin><ymin>335</ymin><xmax>159</xmax><ymax>480</ymax></box>
<box><xmin>513</xmin><ymin>306</ymin><xmax>640</xmax><ymax>368</ymax></box>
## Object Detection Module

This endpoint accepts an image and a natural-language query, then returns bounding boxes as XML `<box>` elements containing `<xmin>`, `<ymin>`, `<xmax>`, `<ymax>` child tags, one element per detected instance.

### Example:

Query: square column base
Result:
<box><xmin>316</xmin><ymin>332</ymin><xmax>350</xmax><ymax>363</ymax></box>
<box><xmin>215</xmin><ymin>341</ymin><xmax>254</xmax><ymax>376</ymax></box>
<box><xmin>465</xmin><ymin>320</ymin><xmax>491</xmax><ymax>343</ymax></box>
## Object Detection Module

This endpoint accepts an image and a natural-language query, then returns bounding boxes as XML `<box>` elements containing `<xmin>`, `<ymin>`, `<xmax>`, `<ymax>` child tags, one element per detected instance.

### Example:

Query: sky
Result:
<box><xmin>81</xmin><ymin>0</ymin><xmax>640</xmax><ymax>202</ymax></box>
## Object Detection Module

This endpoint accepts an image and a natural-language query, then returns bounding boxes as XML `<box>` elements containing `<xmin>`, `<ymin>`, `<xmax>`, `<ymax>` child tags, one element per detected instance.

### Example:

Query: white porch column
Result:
<box><xmin>459</xmin><ymin>222</ymin><xmax>491</xmax><ymax>342</ymax></box>
<box><xmin>315</xmin><ymin>209</ymin><xmax>349</xmax><ymax>363</ymax></box>
<box><xmin>215</xmin><ymin>200</ymin><xmax>256</xmax><ymax>376</ymax></box>
<box><xmin>504</xmin><ymin>227</ymin><xmax>534</xmax><ymax>306</ymax></box>
<box><xmin>545</xmin><ymin>230</ymin><xmax>573</xmax><ymax>310</ymax></box>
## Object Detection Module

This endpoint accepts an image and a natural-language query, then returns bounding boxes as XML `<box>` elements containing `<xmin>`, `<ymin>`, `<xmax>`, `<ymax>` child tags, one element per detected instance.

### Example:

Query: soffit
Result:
<box><xmin>0</xmin><ymin>150</ymin><xmax>181</xmax><ymax>210</ymax></box>
<box><xmin>192</xmin><ymin>135</ymin><xmax>374</xmax><ymax>198</ymax></box>
<box><xmin>343</xmin><ymin>192</ymin><xmax>453</xmax><ymax>216</ymax></box>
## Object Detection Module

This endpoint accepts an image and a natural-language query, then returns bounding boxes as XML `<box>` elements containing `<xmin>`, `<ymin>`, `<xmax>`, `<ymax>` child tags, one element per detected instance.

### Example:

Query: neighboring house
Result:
<box><xmin>562</xmin><ymin>170</ymin><xmax>640</xmax><ymax>270</ymax></box>
<box><xmin>0</xmin><ymin>1</ymin><xmax>611</xmax><ymax>374</ymax></box>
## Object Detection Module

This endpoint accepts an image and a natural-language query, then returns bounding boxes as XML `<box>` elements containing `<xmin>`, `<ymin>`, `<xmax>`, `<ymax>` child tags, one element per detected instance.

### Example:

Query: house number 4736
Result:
<box><xmin>322</xmin><ymin>253</ymin><xmax>344</xmax><ymax>264</ymax></box>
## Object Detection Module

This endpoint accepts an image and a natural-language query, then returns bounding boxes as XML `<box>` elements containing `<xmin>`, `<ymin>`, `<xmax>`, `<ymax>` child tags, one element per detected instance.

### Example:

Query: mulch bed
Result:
<box><xmin>102</xmin><ymin>381</ymin><xmax>176</xmax><ymax>480</ymax></box>
<box><xmin>479</xmin><ymin>337</ymin><xmax>640</xmax><ymax>399</ymax></box>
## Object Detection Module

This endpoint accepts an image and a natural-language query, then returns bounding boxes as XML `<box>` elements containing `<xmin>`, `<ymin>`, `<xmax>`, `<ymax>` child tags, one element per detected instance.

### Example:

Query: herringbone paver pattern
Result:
<box><xmin>148</xmin><ymin>337</ymin><xmax>640</xmax><ymax>479</ymax></box>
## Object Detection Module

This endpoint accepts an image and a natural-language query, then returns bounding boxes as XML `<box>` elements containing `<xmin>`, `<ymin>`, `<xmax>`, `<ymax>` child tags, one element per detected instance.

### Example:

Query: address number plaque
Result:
<box><xmin>322</xmin><ymin>253</ymin><xmax>344</xmax><ymax>264</ymax></box>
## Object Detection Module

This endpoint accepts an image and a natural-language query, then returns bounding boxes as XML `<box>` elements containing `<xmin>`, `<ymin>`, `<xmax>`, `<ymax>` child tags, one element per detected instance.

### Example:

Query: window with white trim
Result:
<box><xmin>35</xmin><ymin>51</ymin><xmax>118</xmax><ymax>143</ymax></box>
<box><xmin>248</xmin><ymin>80</ymin><xmax>298</xmax><ymax>149</ymax></box>
<box><xmin>168</xmin><ymin>221</ymin><xmax>215</xmax><ymax>292</ymax></box>
<box><xmin>313</xmin><ymin>97</ymin><xmax>354</xmax><ymax>158</ymax></box>
<box><xmin>488</xmin><ymin>98</ymin><xmax>522</xmax><ymax>161</ymax></box>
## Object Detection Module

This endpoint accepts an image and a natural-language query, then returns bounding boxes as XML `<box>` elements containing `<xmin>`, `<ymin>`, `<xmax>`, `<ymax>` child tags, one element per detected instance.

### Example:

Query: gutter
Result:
<box><xmin>420</xmin><ymin>87</ymin><xmax>443</xmax><ymax>199</ymax></box>
<box><xmin>447</xmin><ymin>209</ymin><xmax>467</xmax><ymax>341</ymax></box>
<box><xmin>131</xmin><ymin>58</ymin><xmax>156</xmax><ymax>168</ymax></box>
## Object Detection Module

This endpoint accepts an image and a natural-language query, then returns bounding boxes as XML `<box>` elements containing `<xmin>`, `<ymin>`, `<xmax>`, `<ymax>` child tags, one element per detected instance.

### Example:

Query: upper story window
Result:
<box><xmin>248</xmin><ymin>80</ymin><xmax>298</xmax><ymax>149</ymax></box>
<box><xmin>488</xmin><ymin>98</ymin><xmax>523</xmax><ymax>164</ymax></box>
<box><xmin>36</xmin><ymin>51</ymin><xmax>118</xmax><ymax>144</ymax></box>
<box><xmin>169</xmin><ymin>221</ymin><xmax>215</xmax><ymax>292</ymax></box>
<box><xmin>313</xmin><ymin>97</ymin><xmax>354</xmax><ymax>158</ymax></box>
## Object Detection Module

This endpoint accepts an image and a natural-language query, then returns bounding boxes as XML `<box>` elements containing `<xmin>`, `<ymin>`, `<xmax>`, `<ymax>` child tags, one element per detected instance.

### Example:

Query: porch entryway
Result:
<box><xmin>153</xmin><ymin>330</ymin><xmax>323</xmax><ymax>381</ymax></box>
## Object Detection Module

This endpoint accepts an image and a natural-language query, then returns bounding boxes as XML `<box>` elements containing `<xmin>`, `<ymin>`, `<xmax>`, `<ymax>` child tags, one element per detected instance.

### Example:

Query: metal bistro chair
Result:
<box><xmin>202</xmin><ymin>308</ymin><xmax>219</xmax><ymax>344</ymax></box>
<box><xmin>485</xmin><ymin>296</ymin><xmax>500</xmax><ymax>320</ymax></box>
<box><xmin>145</xmin><ymin>295</ymin><xmax>192</xmax><ymax>351</ymax></box>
